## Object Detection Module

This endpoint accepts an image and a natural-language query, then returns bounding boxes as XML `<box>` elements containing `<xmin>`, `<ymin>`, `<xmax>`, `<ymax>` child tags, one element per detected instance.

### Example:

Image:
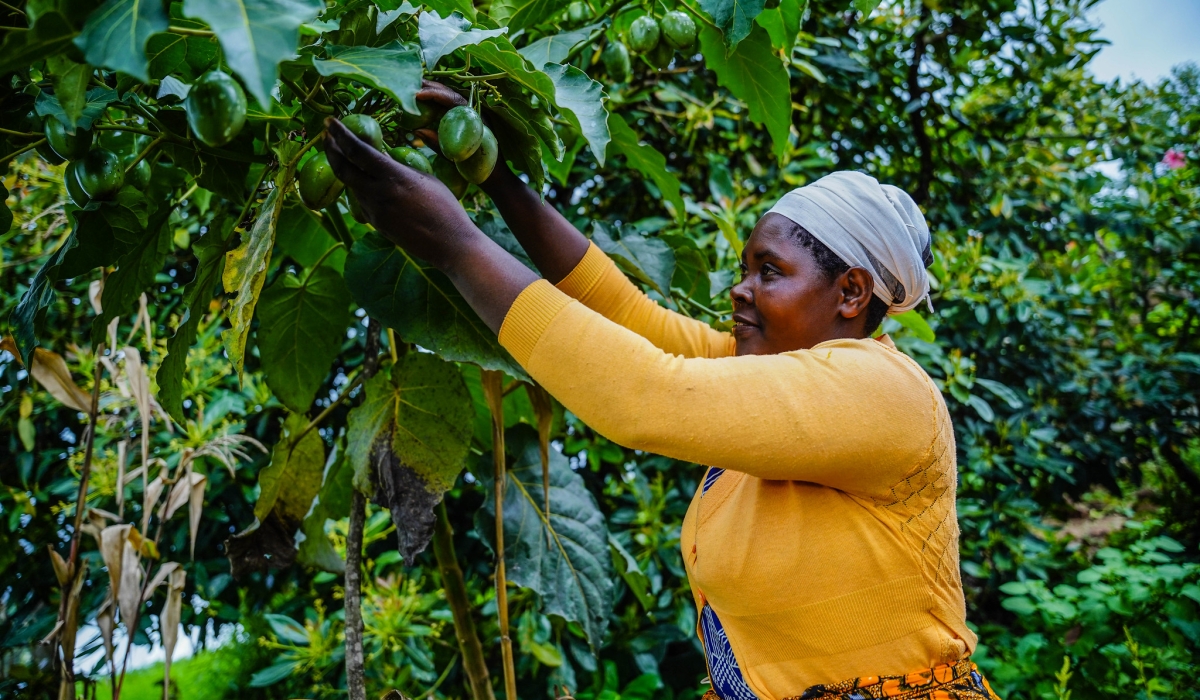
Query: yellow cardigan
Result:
<box><xmin>498</xmin><ymin>244</ymin><xmax>977</xmax><ymax>697</ymax></box>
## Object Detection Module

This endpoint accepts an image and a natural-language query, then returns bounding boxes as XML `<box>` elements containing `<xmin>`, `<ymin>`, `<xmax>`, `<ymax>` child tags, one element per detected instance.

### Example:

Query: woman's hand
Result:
<box><xmin>323</xmin><ymin>116</ymin><xmax>476</xmax><ymax>269</ymax></box>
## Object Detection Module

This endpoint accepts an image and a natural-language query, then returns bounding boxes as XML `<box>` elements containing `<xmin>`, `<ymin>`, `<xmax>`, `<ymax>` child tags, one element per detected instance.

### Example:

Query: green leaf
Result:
<box><xmin>663</xmin><ymin>233</ymin><xmax>711</xmax><ymax>300</ymax></box>
<box><xmin>486</xmin><ymin>98</ymin><xmax>546</xmax><ymax>195</ymax></box>
<box><xmin>35</xmin><ymin>87</ymin><xmax>117</xmax><ymax>133</ymax></box>
<box><xmin>249</xmin><ymin>659</ymin><xmax>299</xmax><ymax>687</ymax></box>
<box><xmin>46</xmin><ymin>56</ymin><xmax>91</xmax><ymax>128</ymax></box>
<box><xmin>606</xmin><ymin>113</ymin><xmax>684</xmax><ymax>223</ymax></box>
<box><xmin>476</xmin><ymin>427</ymin><xmax>614</xmax><ymax>654</ymax></box>
<box><xmin>494</xmin><ymin>80</ymin><xmax>564</xmax><ymax>161</ymax></box>
<box><xmin>297</xmin><ymin>450</ymin><xmax>351</xmax><ymax>573</ymax></box>
<box><xmin>591</xmin><ymin>222</ymin><xmax>675</xmax><ymax>298</ymax></box>
<box><xmin>264</xmin><ymin>613</ymin><xmax>310</xmax><ymax>645</ymax></box>
<box><xmin>609</xmin><ymin>537</ymin><xmax>653</xmax><ymax>612</ymax></box>
<box><xmin>254</xmin><ymin>412</ymin><xmax>325</xmax><ymax>525</ymax></box>
<box><xmin>73</xmin><ymin>0</ymin><xmax>169</xmax><ymax>82</ymax></box>
<box><xmin>313</xmin><ymin>42</ymin><xmax>423</xmax><ymax>115</ymax></box>
<box><xmin>889</xmin><ymin>309</ymin><xmax>935</xmax><ymax>343</ymax></box>
<box><xmin>542</xmin><ymin>62</ymin><xmax>609</xmax><ymax>166</ymax></box>
<box><xmin>344</xmin><ymin>354</ymin><xmax>473</xmax><ymax>560</ymax></box>
<box><xmin>423</xmin><ymin>0</ymin><xmax>475</xmax><ymax>22</ymax></box>
<box><xmin>257</xmin><ymin>264</ymin><xmax>353</xmax><ymax>414</ymax></box>
<box><xmin>975</xmin><ymin>377</ymin><xmax>1023</xmax><ymax>410</ymax></box>
<box><xmin>58</xmin><ymin>190</ymin><xmax>150</xmax><ymax>279</ymax></box>
<box><xmin>91</xmin><ymin>207</ymin><xmax>174</xmax><ymax>346</ymax></box>
<box><xmin>418</xmin><ymin>11</ymin><xmax>508</xmax><ymax>70</ymax></box>
<box><xmin>182</xmin><ymin>0</ymin><xmax>324</xmax><ymax>108</ymax></box>
<box><xmin>222</xmin><ymin>160</ymin><xmax>293</xmax><ymax>377</ymax></box>
<box><xmin>490</xmin><ymin>0</ymin><xmax>568</xmax><ymax>32</ymax></box>
<box><xmin>517</xmin><ymin>22</ymin><xmax>603</xmax><ymax>66</ymax></box>
<box><xmin>698</xmin><ymin>0</ymin><xmax>765</xmax><ymax>50</ymax></box>
<box><xmin>158</xmin><ymin>219</ymin><xmax>232</xmax><ymax>423</ymax></box>
<box><xmin>0</xmin><ymin>12</ymin><xmax>78</xmax><ymax>76</ymax></box>
<box><xmin>755</xmin><ymin>0</ymin><xmax>804</xmax><ymax>56</ymax></box>
<box><xmin>852</xmin><ymin>0</ymin><xmax>876</xmax><ymax>15</ymax></box>
<box><xmin>465</xmin><ymin>36</ymin><xmax>557</xmax><ymax>106</ymax></box>
<box><xmin>343</xmin><ymin>232</ymin><xmax>528</xmax><ymax>379</ymax></box>
<box><xmin>698</xmin><ymin>23</ymin><xmax>791</xmax><ymax>161</ymax></box>
<box><xmin>10</xmin><ymin>230</ymin><xmax>78</xmax><ymax>362</ymax></box>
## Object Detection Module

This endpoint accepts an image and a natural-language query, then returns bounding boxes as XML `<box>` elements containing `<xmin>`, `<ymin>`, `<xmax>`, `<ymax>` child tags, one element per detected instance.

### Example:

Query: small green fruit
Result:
<box><xmin>185</xmin><ymin>70</ymin><xmax>248</xmax><ymax>147</ymax></box>
<box><xmin>64</xmin><ymin>161</ymin><xmax>90</xmax><ymax>207</ymax></box>
<box><xmin>455</xmin><ymin>127</ymin><xmax>497</xmax><ymax>185</ymax></box>
<box><xmin>661</xmin><ymin>11</ymin><xmax>697</xmax><ymax>51</ymax></box>
<box><xmin>76</xmin><ymin>148</ymin><xmax>125</xmax><ymax>201</ymax></box>
<box><xmin>398</xmin><ymin>101</ymin><xmax>440</xmax><ymax>130</ymax></box>
<box><xmin>342</xmin><ymin>113</ymin><xmax>385</xmax><ymax>150</ymax></box>
<box><xmin>601</xmin><ymin>41</ymin><xmax>632</xmax><ymax>82</ymax></box>
<box><xmin>44</xmin><ymin>119</ymin><xmax>93</xmax><ymax>160</ymax></box>
<box><xmin>387</xmin><ymin>146</ymin><xmax>434</xmax><ymax>175</ymax></box>
<box><xmin>647</xmin><ymin>41</ymin><xmax>674</xmax><ymax>69</ymax></box>
<box><xmin>298</xmin><ymin>152</ymin><xmax>345</xmax><ymax>210</ymax></box>
<box><xmin>438</xmin><ymin>106</ymin><xmax>484</xmax><ymax>163</ymax></box>
<box><xmin>123</xmin><ymin>153</ymin><xmax>152</xmax><ymax>190</ymax></box>
<box><xmin>567</xmin><ymin>1</ymin><xmax>589</xmax><ymax>22</ymax></box>
<box><xmin>628</xmin><ymin>15</ymin><xmax>661</xmax><ymax>53</ymax></box>
<box><xmin>431</xmin><ymin>155</ymin><xmax>469</xmax><ymax>199</ymax></box>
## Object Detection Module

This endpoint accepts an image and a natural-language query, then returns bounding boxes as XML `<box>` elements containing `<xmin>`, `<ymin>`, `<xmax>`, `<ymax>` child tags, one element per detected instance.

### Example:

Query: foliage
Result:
<box><xmin>3</xmin><ymin>0</ymin><xmax>1200</xmax><ymax>698</ymax></box>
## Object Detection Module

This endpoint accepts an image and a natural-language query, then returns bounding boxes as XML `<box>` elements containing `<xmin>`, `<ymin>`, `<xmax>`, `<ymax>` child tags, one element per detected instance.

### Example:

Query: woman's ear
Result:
<box><xmin>838</xmin><ymin>268</ymin><xmax>875</xmax><ymax>320</ymax></box>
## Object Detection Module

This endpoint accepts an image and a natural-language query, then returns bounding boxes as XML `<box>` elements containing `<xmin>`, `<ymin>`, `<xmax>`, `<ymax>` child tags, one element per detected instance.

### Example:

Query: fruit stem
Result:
<box><xmin>124</xmin><ymin>134</ymin><xmax>164</xmax><ymax>174</ymax></box>
<box><xmin>281</xmin><ymin>75</ymin><xmax>335</xmax><ymax>114</ymax></box>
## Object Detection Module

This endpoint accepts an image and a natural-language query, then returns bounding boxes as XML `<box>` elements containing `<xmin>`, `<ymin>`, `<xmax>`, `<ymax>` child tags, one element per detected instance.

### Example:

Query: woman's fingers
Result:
<box><xmin>324</xmin><ymin>118</ymin><xmax>395</xmax><ymax>174</ymax></box>
<box><xmin>417</xmin><ymin>79</ymin><xmax>468</xmax><ymax>108</ymax></box>
<box><xmin>323</xmin><ymin>136</ymin><xmax>371</xmax><ymax>190</ymax></box>
<box><xmin>413</xmin><ymin>128</ymin><xmax>441</xmax><ymax>153</ymax></box>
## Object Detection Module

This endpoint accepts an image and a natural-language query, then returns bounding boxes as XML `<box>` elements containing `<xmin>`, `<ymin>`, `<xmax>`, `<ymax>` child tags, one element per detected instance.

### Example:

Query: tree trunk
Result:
<box><xmin>344</xmin><ymin>489</ymin><xmax>367</xmax><ymax>700</ymax></box>
<box><xmin>433</xmin><ymin>500</ymin><xmax>496</xmax><ymax>700</ymax></box>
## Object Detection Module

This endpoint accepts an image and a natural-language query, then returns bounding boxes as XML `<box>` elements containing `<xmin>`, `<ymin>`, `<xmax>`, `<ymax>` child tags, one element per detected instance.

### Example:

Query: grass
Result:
<box><xmin>85</xmin><ymin>648</ymin><xmax>251</xmax><ymax>700</ymax></box>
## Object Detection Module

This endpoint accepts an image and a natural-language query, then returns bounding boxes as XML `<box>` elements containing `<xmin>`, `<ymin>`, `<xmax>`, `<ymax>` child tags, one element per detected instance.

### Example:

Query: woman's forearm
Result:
<box><xmin>482</xmin><ymin>163</ymin><xmax>591</xmax><ymax>284</ymax></box>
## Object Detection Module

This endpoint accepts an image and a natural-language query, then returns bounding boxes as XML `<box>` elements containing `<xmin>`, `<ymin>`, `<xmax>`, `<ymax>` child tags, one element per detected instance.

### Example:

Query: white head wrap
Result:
<box><xmin>766</xmin><ymin>171</ymin><xmax>933</xmax><ymax>314</ymax></box>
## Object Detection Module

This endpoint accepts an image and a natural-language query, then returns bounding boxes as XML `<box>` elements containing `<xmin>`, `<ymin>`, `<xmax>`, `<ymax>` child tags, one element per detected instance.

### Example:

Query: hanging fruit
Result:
<box><xmin>438</xmin><ymin>106</ymin><xmax>485</xmax><ymax>162</ymax></box>
<box><xmin>298</xmin><ymin>152</ymin><xmax>345</xmax><ymax>210</ymax></box>
<box><xmin>628</xmin><ymin>15</ymin><xmax>661</xmax><ymax>53</ymax></box>
<box><xmin>342</xmin><ymin>114</ymin><xmax>385</xmax><ymax>150</ymax></box>
<box><xmin>661</xmin><ymin>11</ymin><xmax>697</xmax><ymax>51</ymax></box>
<box><xmin>185</xmin><ymin>71</ymin><xmax>248</xmax><ymax>148</ymax></box>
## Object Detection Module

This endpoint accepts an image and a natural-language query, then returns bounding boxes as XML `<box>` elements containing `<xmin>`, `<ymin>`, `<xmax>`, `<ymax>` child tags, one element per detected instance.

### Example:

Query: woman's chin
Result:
<box><xmin>733</xmin><ymin>326</ymin><xmax>765</xmax><ymax>355</ymax></box>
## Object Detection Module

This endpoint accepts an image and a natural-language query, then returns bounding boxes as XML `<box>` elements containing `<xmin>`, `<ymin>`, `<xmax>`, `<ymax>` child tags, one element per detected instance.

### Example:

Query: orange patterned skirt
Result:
<box><xmin>701</xmin><ymin>659</ymin><xmax>1001</xmax><ymax>700</ymax></box>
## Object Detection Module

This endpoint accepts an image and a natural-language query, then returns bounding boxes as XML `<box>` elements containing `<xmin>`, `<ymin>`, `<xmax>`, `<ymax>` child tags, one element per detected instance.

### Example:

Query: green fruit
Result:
<box><xmin>438</xmin><ymin>106</ymin><xmax>484</xmax><ymax>163</ymax></box>
<box><xmin>567</xmin><ymin>1</ymin><xmax>589</xmax><ymax>22</ymax></box>
<box><xmin>455</xmin><ymin>127</ymin><xmax>497</xmax><ymax>185</ymax></box>
<box><xmin>628</xmin><ymin>15</ymin><xmax>660</xmax><ymax>53</ymax></box>
<box><xmin>431</xmin><ymin>155</ymin><xmax>469</xmax><ymax>199</ymax></box>
<box><xmin>647</xmin><ymin>41</ymin><xmax>674</xmax><ymax>69</ymax></box>
<box><xmin>64</xmin><ymin>161</ymin><xmax>90</xmax><ymax>207</ymax></box>
<box><xmin>661</xmin><ymin>11</ymin><xmax>697</xmax><ymax>50</ymax></box>
<box><xmin>601</xmin><ymin>41</ymin><xmax>632</xmax><ymax>82</ymax></box>
<box><xmin>123</xmin><ymin>154</ymin><xmax>152</xmax><ymax>190</ymax></box>
<box><xmin>44</xmin><ymin>119</ymin><xmax>92</xmax><ymax>160</ymax></box>
<box><xmin>185</xmin><ymin>71</ymin><xmax>248</xmax><ymax>147</ymax></box>
<box><xmin>398</xmin><ymin>101</ymin><xmax>440</xmax><ymax>130</ymax></box>
<box><xmin>342</xmin><ymin>113</ymin><xmax>384</xmax><ymax>150</ymax></box>
<box><xmin>76</xmin><ymin>148</ymin><xmax>124</xmax><ymax>201</ymax></box>
<box><xmin>387</xmin><ymin>146</ymin><xmax>433</xmax><ymax>175</ymax></box>
<box><xmin>298</xmin><ymin>152</ymin><xmax>345</xmax><ymax>210</ymax></box>
<box><xmin>347</xmin><ymin>189</ymin><xmax>369</xmax><ymax>224</ymax></box>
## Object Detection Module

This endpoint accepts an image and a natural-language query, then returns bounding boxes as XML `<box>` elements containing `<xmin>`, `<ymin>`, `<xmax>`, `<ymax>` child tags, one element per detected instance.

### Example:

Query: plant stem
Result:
<box><xmin>282</xmin><ymin>75</ymin><xmax>335</xmax><ymax>114</ymax></box>
<box><xmin>124</xmin><ymin>134</ymin><xmax>164</xmax><ymax>174</ymax></box>
<box><xmin>482</xmin><ymin>370</ymin><xmax>518</xmax><ymax>700</ymax></box>
<box><xmin>429</xmin><ymin>71</ymin><xmax>509</xmax><ymax>82</ymax></box>
<box><xmin>344</xmin><ymin>488</ymin><xmax>367</xmax><ymax>700</ymax></box>
<box><xmin>167</xmin><ymin>25</ymin><xmax>213</xmax><ymax>36</ymax></box>
<box><xmin>0</xmin><ymin>126</ymin><xmax>38</xmax><ymax>137</ymax></box>
<box><xmin>433</xmin><ymin>500</ymin><xmax>497</xmax><ymax>700</ymax></box>
<box><xmin>0</xmin><ymin>0</ymin><xmax>27</xmax><ymax>16</ymax></box>
<box><xmin>1</xmin><ymin>137</ymin><xmax>46</xmax><ymax>163</ymax></box>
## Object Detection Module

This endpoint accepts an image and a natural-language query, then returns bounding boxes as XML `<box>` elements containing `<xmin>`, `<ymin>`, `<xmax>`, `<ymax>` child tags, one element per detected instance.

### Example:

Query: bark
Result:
<box><xmin>432</xmin><ymin>501</ymin><xmax>496</xmax><ymax>700</ymax></box>
<box><xmin>344</xmin><ymin>489</ymin><xmax>368</xmax><ymax>700</ymax></box>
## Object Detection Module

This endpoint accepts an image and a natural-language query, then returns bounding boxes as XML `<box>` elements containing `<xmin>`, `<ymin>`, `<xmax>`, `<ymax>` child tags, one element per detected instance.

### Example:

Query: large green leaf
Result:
<box><xmin>699</xmin><ymin>23</ymin><xmax>791</xmax><ymax>161</ymax></box>
<box><xmin>46</xmin><ymin>56</ymin><xmax>91</xmax><ymax>128</ymax></box>
<box><xmin>344</xmin><ymin>354</ymin><xmax>473</xmax><ymax>560</ymax></box>
<box><xmin>91</xmin><ymin>206</ymin><xmax>174</xmax><ymax>346</ymax></box>
<box><xmin>158</xmin><ymin>218</ymin><xmax>233</xmax><ymax>423</ymax></box>
<box><xmin>606</xmin><ymin>113</ymin><xmax>684</xmax><ymax>222</ymax></box>
<box><xmin>465</xmin><ymin>36</ymin><xmax>557</xmax><ymax>106</ymax></box>
<box><xmin>542</xmin><ymin>62</ymin><xmax>609</xmax><ymax>166</ymax></box>
<box><xmin>73</xmin><ymin>0</ymin><xmax>169</xmax><ymax>82</ymax></box>
<box><xmin>0</xmin><ymin>11</ymin><xmax>77</xmax><ymax>76</ymax></box>
<box><xmin>486</xmin><ymin>98</ymin><xmax>546</xmax><ymax>195</ymax></box>
<box><xmin>490</xmin><ymin>0</ymin><xmax>568</xmax><ymax>32</ymax></box>
<box><xmin>475</xmin><ymin>427</ymin><xmax>614</xmax><ymax>654</ymax></box>
<box><xmin>257</xmin><ymin>264</ymin><xmax>353</xmax><ymax>414</ymax></box>
<box><xmin>756</xmin><ymin>0</ymin><xmax>804</xmax><ymax>55</ymax></box>
<box><xmin>297</xmin><ymin>450</ymin><xmax>352</xmax><ymax>573</ymax></box>
<box><xmin>182</xmin><ymin>0</ymin><xmax>324</xmax><ymax>108</ymax></box>
<box><xmin>698</xmin><ymin>0</ymin><xmax>765</xmax><ymax>50</ymax></box>
<box><xmin>222</xmin><ymin>184</ymin><xmax>285</xmax><ymax>378</ymax></box>
<box><xmin>313</xmin><ymin>42</ymin><xmax>423</xmax><ymax>115</ymax></box>
<box><xmin>517</xmin><ymin>22</ymin><xmax>603</xmax><ymax>66</ymax></box>
<box><xmin>254</xmin><ymin>412</ymin><xmax>325</xmax><ymax>524</ymax></box>
<box><xmin>35</xmin><ymin>87</ymin><xmax>116</xmax><ymax>133</ymax></box>
<box><xmin>591</xmin><ymin>222</ymin><xmax>675</xmax><ymax>298</ymax></box>
<box><xmin>418</xmin><ymin>11</ymin><xmax>508</xmax><ymax>70</ymax></box>
<box><xmin>343</xmin><ymin>232</ymin><xmax>528</xmax><ymax>379</ymax></box>
<box><xmin>10</xmin><ymin>231</ymin><xmax>77</xmax><ymax>362</ymax></box>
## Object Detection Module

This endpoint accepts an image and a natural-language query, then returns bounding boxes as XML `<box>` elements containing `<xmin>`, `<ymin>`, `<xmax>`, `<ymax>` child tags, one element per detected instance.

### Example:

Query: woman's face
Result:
<box><xmin>730</xmin><ymin>213</ymin><xmax>874</xmax><ymax>356</ymax></box>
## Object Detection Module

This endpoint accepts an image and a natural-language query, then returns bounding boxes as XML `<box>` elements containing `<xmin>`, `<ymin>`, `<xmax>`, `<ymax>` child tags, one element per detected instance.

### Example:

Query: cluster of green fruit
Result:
<box><xmin>601</xmin><ymin>9</ymin><xmax>698</xmax><ymax>79</ymax></box>
<box><xmin>38</xmin><ymin>118</ymin><xmax>149</xmax><ymax>207</ymax></box>
<box><xmin>298</xmin><ymin>104</ymin><xmax>496</xmax><ymax>220</ymax></box>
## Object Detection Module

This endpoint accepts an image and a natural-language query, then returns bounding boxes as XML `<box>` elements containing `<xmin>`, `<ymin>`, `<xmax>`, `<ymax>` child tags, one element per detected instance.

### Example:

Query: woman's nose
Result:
<box><xmin>731</xmin><ymin>276</ymin><xmax>753</xmax><ymax>306</ymax></box>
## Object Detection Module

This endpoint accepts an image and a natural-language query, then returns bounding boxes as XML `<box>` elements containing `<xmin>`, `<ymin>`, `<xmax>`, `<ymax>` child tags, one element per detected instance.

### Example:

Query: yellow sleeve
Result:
<box><xmin>555</xmin><ymin>242</ymin><xmax>735</xmax><ymax>359</ymax></box>
<box><xmin>500</xmin><ymin>281</ymin><xmax>942</xmax><ymax>496</ymax></box>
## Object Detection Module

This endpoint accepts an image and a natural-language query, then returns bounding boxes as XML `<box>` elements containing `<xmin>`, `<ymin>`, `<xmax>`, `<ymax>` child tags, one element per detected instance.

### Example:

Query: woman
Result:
<box><xmin>322</xmin><ymin>82</ymin><xmax>999</xmax><ymax>700</ymax></box>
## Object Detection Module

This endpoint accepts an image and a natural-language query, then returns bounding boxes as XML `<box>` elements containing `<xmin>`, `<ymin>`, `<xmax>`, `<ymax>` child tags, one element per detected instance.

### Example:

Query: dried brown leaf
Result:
<box><xmin>96</xmin><ymin>596</ymin><xmax>115</xmax><ymax>666</ymax></box>
<box><xmin>48</xmin><ymin>546</ymin><xmax>73</xmax><ymax>587</ymax></box>
<box><xmin>162</xmin><ymin>567</ymin><xmax>186</xmax><ymax>698</ymax></box>
<box><xmin>1</xmin><ymin>334</ymin><xmax>21</xmax><ymax>365</ymax></box>
<box><xmin>30</xmin><ymin>348</ymin><xmax>91</xmax><ymax>412</ymax></box>
<box><xmin>142</xmin><ymin>562</ymin><xmax>181</xmax><ymax>602</ymax></box>
<box><xmin>88</xmin><ymin>279</ymin><xmax>104</xmax><ymax>315</ymax></box>
<box><xmin>118</xmin><ymin>530</ymin><xmax>143</xmax><ymax>629</ymax></box>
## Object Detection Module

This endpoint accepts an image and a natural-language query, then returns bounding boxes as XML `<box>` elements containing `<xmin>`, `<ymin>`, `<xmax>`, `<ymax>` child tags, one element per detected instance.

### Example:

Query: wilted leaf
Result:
<box><xmin>223</xmin><ymin>186</ymin><xmax>286</xmax><ymax>377</ymax></box>
<box><xmin>343</xmin><ymin>232</ymin><xmax>528</xmax><ymax>379</ymax></box>
<box><xmin>142</xmin><ymin>562</ymin><xmax>181</xmax><ymax>602</ymax></box>
<box><xmin>257</xmin><ymin>264</ymin><xmax>353</xmax><ymax>414</ymax></box>
<box><xmin>345</xmin><ymin>353</ymin><xmax>473</xmax><ymax>561</ymax></box>
<box><xmin>418</xmin><ymin>11</ymin><xmax>507</xmax><ymax>69</ymax></box>
<box><xmin>163</xmin><ymin>470</ymin><xmax>207</xmax><ymax>557</ymax></box>
<box><xmin>591</xmin><ymin>222</ymin><xmax>676</xmax><ymax>298</ymax></box>
<box><xmin>313</xmin><ymin>42</ymin><xmax>423</xmax><ymax>114</ymax></box>
<box><xmin>182</xmin><ymin>0</ymin><xmax>324</xmax><ymax>107</ymax></box>
<box><xmin>162</xmin><ymin>567</ymin><xmax>186</xmax><ymax>695</ymax></box>
<box><xmin>254</xmin><ymin>412</ymin><xmax>325</xmax><ymax>526</ymax></box>
<box><xmin>476</xmin><ymin>427</ymin><xmax>614</xmax><ymax>654</ymax></box>
<box><xmin>29</xmin><ymin>348</ymin><xmax>91</xmax><ymax>413</ymax></box>
<box><xmin>607</xmin><ymin>114</ymin><xmax>685</xmax><ymax>223</ymax></box>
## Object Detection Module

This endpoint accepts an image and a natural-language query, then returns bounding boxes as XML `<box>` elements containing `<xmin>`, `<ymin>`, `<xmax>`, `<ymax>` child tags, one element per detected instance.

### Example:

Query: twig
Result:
<box><xmin>1</xmin><ymin>137</ymin><xmax>46</xmax><ymax>163</ymax></box>
<box><xmin>0</xmin><ymin>0</ymin><xmax>27</xmax><ymax>16</ymax></box>
<box><xmin>429</xmin><ymin>71</ymin><xmax>508</xmax><ymax>82</ymax></box>
<box><xmin>281</xmin><ymin>75</ymin><xmax>335</xmax><ymax>114</ymax></box>
<box><xmin>0</xmin><ymin>126</ymin><xmax>38</xmax><ymax>137</ymax></box>
<box><xmin>167</xmin><ymin>25</ymin><xmax>213</xmax><ymax>36</ymax></box>
<box><xmin>124</xmin><ymin>134</ymin><xmax>164</xmax><ymax>174</ymax></box>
